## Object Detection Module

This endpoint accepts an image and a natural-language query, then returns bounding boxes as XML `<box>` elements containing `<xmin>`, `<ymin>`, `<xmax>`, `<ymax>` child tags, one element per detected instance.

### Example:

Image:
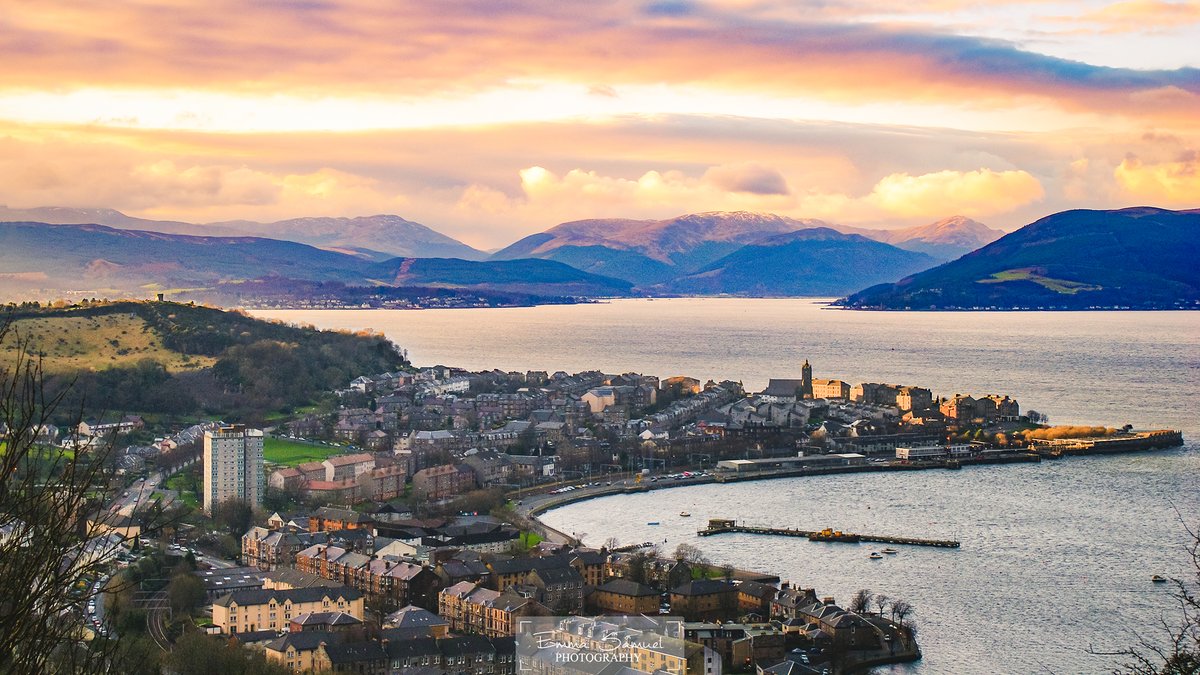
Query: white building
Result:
<box><xmin>203</xmin><ymin>426</ymin><xmax>265</xmax><ymax>514</ymax></box>
<box><xmin>895</xmin><ymin>444</ymin><xmax>974</xmax><ymax>461</ymax></box>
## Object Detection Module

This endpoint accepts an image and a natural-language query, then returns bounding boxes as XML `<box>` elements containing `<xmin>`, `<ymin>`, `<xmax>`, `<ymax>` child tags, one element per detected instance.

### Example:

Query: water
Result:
<box><xmin>253</xmin><ymin>299</ymin><xmax>1200</xmax><ymax>673</ymax></box>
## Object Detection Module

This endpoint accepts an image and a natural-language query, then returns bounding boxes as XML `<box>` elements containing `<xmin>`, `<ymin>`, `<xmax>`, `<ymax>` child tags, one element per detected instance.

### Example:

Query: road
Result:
<box><xmin>111</xmin><ymin>457</ymin><xmax>198</xmax><ymax>518</ymax></box>
<box><xmin>513</xmin><ymin>472</ymin><xmax>717</xmax><ymax>543</ymax></box>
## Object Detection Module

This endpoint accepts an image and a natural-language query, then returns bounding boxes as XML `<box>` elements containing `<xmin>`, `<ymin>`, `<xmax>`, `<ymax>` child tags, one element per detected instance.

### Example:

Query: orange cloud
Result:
<box><xmin>1114</xmin><ymin>153</ymin><xmax>1200</xmax><ymax>205</ymax></box>
<box><xmin>867</xmin><ymin>169</ymin><xmax>1045</xmax><ymax>217</ymax></box>
<box><xmin>0</xmin><ymin>0</ymin><xmax>1196</xmax><ymax>127</ymax></box>
<box><xmin>1079</xmin><ymin>0</ymin><xmax>1200</xmax><ymax>31</ymax></box>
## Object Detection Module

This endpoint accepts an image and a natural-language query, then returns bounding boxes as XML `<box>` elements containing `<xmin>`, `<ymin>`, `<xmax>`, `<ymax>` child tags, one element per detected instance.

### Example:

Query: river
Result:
<box><xmin>253</xmin><ymin>298</ymin><xmax>1200</xmax><ymax>673</ymax></box>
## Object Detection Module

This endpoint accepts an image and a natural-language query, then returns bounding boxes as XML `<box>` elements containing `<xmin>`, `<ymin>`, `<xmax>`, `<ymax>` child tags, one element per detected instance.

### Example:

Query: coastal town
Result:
<box><xmin>10</xmin><ymin>354</ymin><xmax>1183</xmax><ymax>675</ymax></box>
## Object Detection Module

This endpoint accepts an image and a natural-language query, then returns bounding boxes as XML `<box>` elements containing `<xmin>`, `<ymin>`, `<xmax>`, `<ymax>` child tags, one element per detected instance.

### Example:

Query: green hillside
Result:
<box><xmin>837</xmin><ymin>207</ymin><xmax>1200</xmax><ymax>310</ymax></box>
<box><xmin>2</xmin><ymin>300</ymin><xmax>408</xmax><ymax>421</ymax></box>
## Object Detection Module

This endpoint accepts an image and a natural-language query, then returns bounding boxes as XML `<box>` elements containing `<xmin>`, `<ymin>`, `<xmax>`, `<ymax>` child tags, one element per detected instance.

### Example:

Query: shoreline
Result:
<box><xmin>518</xmin><ymin>437</ymin><xmax>1186</xmax><ymax>547</ymax></box>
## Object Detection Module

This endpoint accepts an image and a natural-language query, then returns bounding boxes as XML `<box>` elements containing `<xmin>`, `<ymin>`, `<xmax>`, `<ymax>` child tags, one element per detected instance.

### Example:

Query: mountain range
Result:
<box><xmin>0</xmin><ymin>206</ymin><xmax>486</xmax><ymax>261</ymax></box>
<box><xmin>0</xmin><ymin>206</ymin><xmax>1001</xmax><ymax>299</ymax></box>
<box><xmin>0</xmin><ymin>221</ymin><xmax>630</xmax><ymax>299</ymax></box>
<box><xmin>837</xmin><ymin>207</ymin><xmax>1200</xmax><ymax>310</ymax></box>
<box><xmin>5</xmin><ymin>204</ymin><xmax>1192</xmax><ymax>309</ymax></box>
<box><xmin>491</xmin><ymin>211</ymin><xmax>989</xmax><ymax>293</ymax></box>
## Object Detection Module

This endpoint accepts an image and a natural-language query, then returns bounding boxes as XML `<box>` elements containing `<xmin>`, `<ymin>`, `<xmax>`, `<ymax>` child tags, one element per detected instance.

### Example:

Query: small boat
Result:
<box><xmin>881</xmin><ymin>548</ymin><xmax>898</xmax><ymax>555</ymax></box>
<box><xmin>1152</xmin><ymin>575</ymin><xmax>1167</xmax><ymax>583</ymax></box>
<box><xmin>647</xmin><ymin>522</ymin><xmax>660</xmax><ymax>526</ymax></box>
<box><xmin>679</xmin><ymin>512</ymin><xmax>691</xmax><ymax>517</ymax></box>
<box><xmin>869</xmin><ymin>552</ymin><xmax>883</xmax><ymax>560</ymax></box>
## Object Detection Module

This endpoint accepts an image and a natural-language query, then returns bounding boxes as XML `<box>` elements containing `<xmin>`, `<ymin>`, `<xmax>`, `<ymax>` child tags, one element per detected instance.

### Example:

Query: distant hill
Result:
<box><xmin>659</xmin><ymin>228</ymin><xmax>937</xmax><ymax>296</ymax></box>
<box><xmin>865</xmin><ymin>216</ymin><xmax>1005</xmax><ymax>260</ymax></box>
<box><xmin>836</xmin><ymin>207</ymin><xmax>1200</xmax><ymax>310</ymax></box>
<box><xmin>0</xmin><ymin>205</ymin><xmax>484</xmax><ymax>260</ymax></box>
<box><xmin>491</xmin><ymin>211</ymin><xmax>836</xmax><ymax>285</ymax></box>
<box><xmin>214</xmin><ymin>214</ymin><xmax>487</xmax><ymax>260</ymax></box>
<box><xmin>0</xmin><ymin>205</ymin><xmax>212</xmax><ymax>235</ymax></box>
<box><xmin>366</xmin><ymin>257</ymin><xmax>634</xmax><ymax>297</ymax></box>
<box><xmin>0</xmin><ymin>221</ymin><xmax>369</xmax><ymax>289</ymax></box>
<box><xmin>0</xmin><ymin>221</ymin><xmax>632</xmax><ymax>300</ymax></box>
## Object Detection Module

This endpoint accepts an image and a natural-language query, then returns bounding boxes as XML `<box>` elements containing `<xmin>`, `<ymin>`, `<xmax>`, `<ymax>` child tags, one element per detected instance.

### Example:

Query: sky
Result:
<box><xmin>1</xmin><ymin>0</ymin><xmax>1198</xmax><ymax>249</ymax></box>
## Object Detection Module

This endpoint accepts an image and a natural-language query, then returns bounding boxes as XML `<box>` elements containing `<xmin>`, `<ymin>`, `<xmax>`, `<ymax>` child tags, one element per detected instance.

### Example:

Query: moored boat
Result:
<box><xmin>881</xmin><ymin>548</ymin><xmax>898</xmax><ymax>555</ymax></box>
<box><xmin>1152</xmin><ymin>575</ymin><xmax>1167</xmax><ymax>583</ymax></box>
<box><xmin>869</xmin><ymin>552</ymin><xmax>883</xmax><ymax>559</ymax></box>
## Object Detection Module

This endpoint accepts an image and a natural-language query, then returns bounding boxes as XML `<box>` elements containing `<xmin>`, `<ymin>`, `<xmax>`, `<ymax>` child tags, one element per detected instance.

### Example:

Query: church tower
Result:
<box><xmin>801</xmin><ymin>359</ymin><xmax>813</xmax><ymax>399</ymax></box>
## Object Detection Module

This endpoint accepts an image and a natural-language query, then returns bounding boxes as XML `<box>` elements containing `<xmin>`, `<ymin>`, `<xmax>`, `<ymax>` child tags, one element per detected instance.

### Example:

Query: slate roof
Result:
<box><xmin>597</xmin><ymin>579</ymin><xmax>659</xmax><ymax>597</ymax></box>
<box><xmin>324</xmin><ymin>641</ymin><xmax>388</xmax><ymax>664</ymax></box>
<box><xmin>291</xmin><ymin>611</ymin><xmax>361</xmax><ymax>627</ymax></box>
<box><xmin>670</xmin><ymin>579</ymin><xmax>737</xmax><ymax>596</ymax></box>
<box><xmin>385</xmin><ymin>605</ymin><xmax>449</xmax><ymax>629</ymax></box>
<box><xmin>265</xmin><ymin>630</ymin><xmax>344</xmax><ymax>653</ymax></box>
<box><xmin>213</xmin><ymin>586</ymin><xmax>362</xmax><ymax>607</ymax></box>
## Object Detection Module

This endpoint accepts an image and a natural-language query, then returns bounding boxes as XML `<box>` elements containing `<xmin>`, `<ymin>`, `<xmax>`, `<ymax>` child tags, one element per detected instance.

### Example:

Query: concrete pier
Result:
<box><xmin>697</xmin><ymin>519</ymin><xmax>961</xmax><ymax>548</ymax></box>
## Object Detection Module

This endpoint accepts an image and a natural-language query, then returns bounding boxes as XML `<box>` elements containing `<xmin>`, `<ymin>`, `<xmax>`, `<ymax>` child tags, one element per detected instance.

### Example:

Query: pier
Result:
<box><xmin>697</xmin><ymin>519</ymin><xmax>961</xmax><ymax>548</ymax></box>
<box><xmin>1029</xmin><ymin>429</ymin><xmax>1183</xmax><ymax>458</ymax></box>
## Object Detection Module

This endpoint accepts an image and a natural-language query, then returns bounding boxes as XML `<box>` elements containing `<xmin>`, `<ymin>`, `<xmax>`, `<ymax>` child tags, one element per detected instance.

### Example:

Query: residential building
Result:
<box><xmin>769</xmin><ymin>585</ymin><xmax>819</xmax><ymax>620</ymax></box>
<box><xmin>439</xmin><ymin>581</ymin><xmax>550</xmax><ymax>638</ymax></box>
<box><xmin>295</xmin><ymin>544</ymin><xmax>443</xmax><ymax>610</ymax></box>
<box><xmin>322</xmin><ymin>453</ymin><xmax>376</xmax><ymax>481</ymax></box>
<box><xmin>810</xmin><ymin>379</ymin><xmax>850</xmax><ymax>400</ymax></box>
<box><xmin>525</xmin><ymin>566</ymin><xmax>584</xmax><ymax>613</ymax></box>
<box><xmin>289</xmin><ymin>611</ymin><xmax>362</xmax><ymax>633</ymax></box>
<box><xmin>384</xmin><ymin>605</ymin><xmax>450</xmax><ymax>637</ymax></box>
<box><xmin>736</xmin><ymin>580</ymin><xmax>778</xmax><ymax>617</ymax></box>
<box><xmin>670</xmin><ymin>579</ymin><xmax>740</xmax><ymax>622</ymax></box>
<box><xmin>212</xmin><ymin>586</ymin><xmax>364</xmax><ymax>634</ymax></box>
<box><xmin>412</xmin><ymin>463</ymin><xmax>476</xmax><ymax>501</ymax></box>
<box><xmin>939</xmin><ymin>394</ymin><xmax>977</xmax><ymax>421</ymax></box>
<box><xmin>264</xmin><ymin>630</ymin><xmax>344</xmax><ymax>672</ymax></box>
<box><xmin>462</xmin><ymin>450</ymin><xmax>514</xmax><ymax>487</ymax></box>
<box><xmin>203</xmin><ymin>425</ymin><xmax>264</xmax><ymax>514</ymax></box>
<box><xmin>310</xmin><ymin>506</ymin><xmax>376</xmax><ymax>533</ymax></box>
<box><xmin>589</xmin><ymin>579</ymin><xmax>660</xmax><ymax>615</ymax></box>
<box><xmin>895</xmin><ymin>386</ymin><xmax>933</xmax><ymax>413</ymax></box>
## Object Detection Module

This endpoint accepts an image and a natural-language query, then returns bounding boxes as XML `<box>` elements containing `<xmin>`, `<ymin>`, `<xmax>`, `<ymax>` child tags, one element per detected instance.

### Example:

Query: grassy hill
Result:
<box><xmin>1</xmin><ymin>300</ymin><xmax>408</xmax><ymax>422</ymax></box>
<box><xmin>2</xmin><ymin>312</ymin><xmax>215</xmax><ymax>373</ymax></box>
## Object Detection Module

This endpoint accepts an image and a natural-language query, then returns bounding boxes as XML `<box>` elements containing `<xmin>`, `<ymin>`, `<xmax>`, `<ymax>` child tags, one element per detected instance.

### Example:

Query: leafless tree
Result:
<box><xmin>0</xmin><ymin>313</ymin><xmax>174</xmax><ymax>673</ymax></box>
<box><xmin>850</xmin><ymin>588</ymin><xmax>874</xmax><ymax>614</ymax></box>
<box><xmin>874</xmin><ymin>593</ymin><xmax>890</xmax><ymax>618</ymax></box>
<box><xmin>673</xmin><ymin>542</ymin><xmax>708</xmax><ymax>564</ymax></box>
<box><xmin>891</xmin><ymin>598</ymin><xmax>914</xmax><ymax>625</ymax></box>
<box><xmin>602</xmin><ymin>536</ymin><xmax>620</xmax><ymax>552</ymax></box>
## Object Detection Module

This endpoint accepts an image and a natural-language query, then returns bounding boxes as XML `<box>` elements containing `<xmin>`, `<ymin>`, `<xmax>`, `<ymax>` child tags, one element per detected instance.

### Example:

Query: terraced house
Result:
<box><xmin>438</xmin><ymin>581</ymin><xmax>550</xmax><ymax>638</ymax></box>
<box><xmin>212</xmin><ymin>587</ymin><xmax>364</xmax><ymax>634</ymax></box>
<box><xmin>295</xmin><ymin>543</ymin><xmax>442</xmax><ymax>610</ymax></box>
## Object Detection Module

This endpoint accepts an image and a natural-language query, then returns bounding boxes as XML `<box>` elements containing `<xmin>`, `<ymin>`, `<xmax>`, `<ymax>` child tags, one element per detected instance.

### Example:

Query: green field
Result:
<box><xmin>978</xmin><ymin>268</ymin><xmax>1102</xmax><ymax>295</ymax></box>
<box><xmin>263</xmin><ymin>437</ymin><xmax>346</xmax><ymax>466</ymax></box>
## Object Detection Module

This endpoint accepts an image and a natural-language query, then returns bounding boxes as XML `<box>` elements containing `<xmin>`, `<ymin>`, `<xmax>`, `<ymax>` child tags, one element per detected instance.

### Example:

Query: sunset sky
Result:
<box><xmin>2</xmin><ymin>0</ymin><xmax>1198</xmax><ymax>248</ymax></box>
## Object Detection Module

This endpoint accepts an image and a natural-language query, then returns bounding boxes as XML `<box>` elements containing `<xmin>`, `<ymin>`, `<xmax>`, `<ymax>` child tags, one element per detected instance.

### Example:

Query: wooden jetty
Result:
<box><xmin>698</xmin><ymin>519</ymin><xmax>960</xmax><ymax>549</ymax></box>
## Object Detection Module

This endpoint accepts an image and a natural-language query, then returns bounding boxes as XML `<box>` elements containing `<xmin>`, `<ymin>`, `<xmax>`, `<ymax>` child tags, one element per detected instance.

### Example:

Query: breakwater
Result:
<box><xmin>697</xmin><ymin>520</ymin><xmax>962</xmax><ymax>548</ymax></box>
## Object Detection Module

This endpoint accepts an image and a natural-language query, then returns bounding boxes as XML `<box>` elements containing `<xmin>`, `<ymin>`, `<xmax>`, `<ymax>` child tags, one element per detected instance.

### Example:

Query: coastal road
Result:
<box><xmin>513</xmin><ymin>472</ymin><xmax>717</xmax><ymax>543</ymax></box>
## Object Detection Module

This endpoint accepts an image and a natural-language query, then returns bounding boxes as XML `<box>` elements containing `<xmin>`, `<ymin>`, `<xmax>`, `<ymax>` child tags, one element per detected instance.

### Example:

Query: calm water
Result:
<box><xmin>255</xmin><ymin>299</ymin><xmax>1200</xmax><ymax>674</ymax></box>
